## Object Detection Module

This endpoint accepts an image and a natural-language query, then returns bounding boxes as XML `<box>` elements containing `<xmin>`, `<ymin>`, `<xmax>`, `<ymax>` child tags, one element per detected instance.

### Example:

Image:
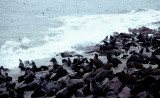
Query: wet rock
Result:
<box><xmin>60</xmin><ymin>51</ymin><xmax>75</xmax><ymax>57</ymax></box>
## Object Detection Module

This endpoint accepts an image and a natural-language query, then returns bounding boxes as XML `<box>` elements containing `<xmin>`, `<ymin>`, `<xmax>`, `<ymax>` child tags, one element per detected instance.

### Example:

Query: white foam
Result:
<box><xmin>1</xmin><ymin>9</ymin><xmax>160</xmax><ymax>69</ymax></box>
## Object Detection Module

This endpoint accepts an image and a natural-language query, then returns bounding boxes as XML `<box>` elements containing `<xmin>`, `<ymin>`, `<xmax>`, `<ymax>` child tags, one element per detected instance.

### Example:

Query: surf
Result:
<box><xmin>0</xmin><ymin>9</ymin><xmax>160</xmax><ymax>69</ymax></box>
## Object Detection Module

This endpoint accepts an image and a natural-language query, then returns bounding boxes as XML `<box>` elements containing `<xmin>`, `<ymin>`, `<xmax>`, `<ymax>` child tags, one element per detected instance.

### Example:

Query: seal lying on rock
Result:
<box><xmin>18</xmin><ymin>69</ymin><xmax>35</xmax><ymax>83</ymax></box>
<box><xmin>127</xmin><ymin>62</ymin><xmax>144</xmax><ymax>69</ymax></box>
<box><xmin>51</xmin><ymin>66</ymin><xmax>68</xmax><ymax>82</ymax></box>
<box><xmin>107</xmin><ymin>53</ymin><xmax>122</xmax><ymax>67</ymax></box>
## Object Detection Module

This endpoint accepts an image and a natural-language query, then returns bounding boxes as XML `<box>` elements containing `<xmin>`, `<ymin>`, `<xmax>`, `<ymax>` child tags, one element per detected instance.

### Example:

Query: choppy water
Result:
<box><xmin>1</xmin><ymin>0</ymin><xmax>160</xmax><ymax>69</ymax></box>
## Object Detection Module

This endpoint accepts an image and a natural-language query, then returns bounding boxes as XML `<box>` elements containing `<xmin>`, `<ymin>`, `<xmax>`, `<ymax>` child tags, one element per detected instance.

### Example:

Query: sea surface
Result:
<box><xmin>1</xmin><ymin>0</ymin><xmax>160</xmax><ymax>69</ymax></box>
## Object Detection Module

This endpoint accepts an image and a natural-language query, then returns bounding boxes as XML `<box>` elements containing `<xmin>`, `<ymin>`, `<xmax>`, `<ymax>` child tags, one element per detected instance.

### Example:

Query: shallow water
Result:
<box><xmin>0</xmin><ymin>0</ymin><xmax>160</xmax><ymax>69</ymax></box>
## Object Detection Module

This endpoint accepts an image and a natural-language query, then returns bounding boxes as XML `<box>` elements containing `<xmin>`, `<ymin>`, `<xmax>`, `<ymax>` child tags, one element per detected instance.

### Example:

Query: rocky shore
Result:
<box><xmin>1</xmin><ymin>27</ymin><xmax>160</xmax><ymax>98</ymax></box>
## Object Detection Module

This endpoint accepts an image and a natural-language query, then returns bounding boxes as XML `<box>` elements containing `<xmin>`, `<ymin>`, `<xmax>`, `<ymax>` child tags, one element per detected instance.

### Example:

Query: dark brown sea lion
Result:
<box><xmin>117</xmin><ymin>71</ymin><xmax>136</xmax><ymax>85</ymax></box>
<box><xmin>67</xmin><ymin>79</ymin><xmax>83</xmax><ymax>89</ymax></box>
<box><xmin>0</xmin><ymin>93</ymin><xmax>9</xmax><ymax>98</ymax></box>
<box><xmin>94</xmin><ymin>70</ymin><xmax>113</xmax><ymax>82</ymax></box>
<box><xmin>127</xmin><ymin>62</ymin><xmax>144</xmax><ymax>69</ymax></box>
<box><xmin>95</xmin><ymin>63</ymin><xmax>113</xmax><ymax>74</ymax></box>
<box><xmin>50</xmin><ymin>66</ymin><xmax>68</xmax><ymax>81</ymax></box>
<box><xmin>121</xmin><ymin>54</ymin><xmax>129</xmax><ymax>59</ymax></box>
<box><xmin>139</xmin><ymin>48</ymin><xmax>144</xmax><ymax>54</ymax></box>
<box><xmin>136</xmin><ymin>75</ymin><xmax>156</xmax><ymax>88</ymax></box>
<box><xmin>82</xmin><ymin>72</ymin><xmax>92</xmax><ymax>81</ymax></box>
<box><xmin>91</xmin><ymin>54</ymin><xmax>104</xmax><ymax>69</ymax></box>
<box><xmin>82</xmin><ymin>83</ymin><xmax>91</xmax><ymax>96</ymax></box>
<box><xmin>127</xmin><ymin>54</ymin><xmax>145</xmax><ymax>65</ymax></box>
<box><xmin>154</xmin><ymin>48</ymin><xmax>160</xmax><ymax>55</ymax></box>
<box><xmin>146</xmin><ymin>47</ymin><xmax>150</xmax><ymax>52</ymax></box>
<box><xmin>55</xmin><ymin>87</ymin><xmax>73</xmax><ymax>98</ymax></box>
<box><xmin>107</xmin><ymin>53</ymin><xmax>122</xmax><ymax>67</ymax></box>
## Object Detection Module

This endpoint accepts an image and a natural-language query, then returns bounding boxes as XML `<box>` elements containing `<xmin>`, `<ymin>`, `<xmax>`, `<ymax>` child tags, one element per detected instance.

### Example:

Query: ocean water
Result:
<box><xmin>1</xmin><ymin>0</ymin><xmax>160</xmax><ymax>69</ymax></box>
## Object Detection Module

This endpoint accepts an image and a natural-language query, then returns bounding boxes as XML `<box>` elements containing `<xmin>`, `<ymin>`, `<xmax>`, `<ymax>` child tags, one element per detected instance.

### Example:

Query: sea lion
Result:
<box><xmin>62</xmin><ymin>58</ymin><xmax>72</xmax><ymax>67</ymax></box>
<box><xmin>121</xmin><ymin>54</ymin><xmax>129</xmax><ymax>59</ymax></box>
<box><xmin>117</xmin><ymin>72</ymin><xmax>136</xmax><ymax>85</ymax></box>
<box><xmin>94</xmin><ymin>70</ymin><xmax>113</xmax><ymax>82</ymax></box>
<box><xmin>149</xmin><ymin>78</ymin><xmax>160</xmax><ymax>97</ymax></box>
<box><xmin>55</xmin><ymin>87</ymin><xmax>73</xmax><ymax>98</ymax></box>
<box><xmin>40</xmin><ymin>65</ymin><xmax>48</xmax><ymax>71</ymax></box>
<box><xmin>0</xmin><ymin>66</ymin><xmax>9</xmax><ymax>72</ymax></box>
<box><xmin>135</xmin><ymin>91</ymin><xmax>154</xmax><ymax>98</ymax></box>
<box><xmin>127</xmin><ymin>62</ymin><xmax>144</xmax><ymax>69</ymax></box>
<box><xmin>31</xmin><ymin>77</ymin><xmax>47</xmax><ymax>97</ymax></box>
<box><xmin>9</xmin><ymin>89</ymin><xmax>16</xmax><ymax>98</ymax></box>
<box><xmin>139</xmin><ymin>48</ymin><xmax>144</xmax><ymax>54</ymax></box>
<box><xmin>127</xmin><ymin>54</ymin><xmax>144</xmax><ymax>65</ymax></box>
<box><xmin>51</xmin><ymin>66</ymin><xmax>68</xmax><ymax>82</ymax></box>
<box><xmin>118</xmin><ymin>87</ymin><xmax>132</xmax><ymax>98</ymax></box>
<box><xmin>146</xmin><ymin>47</ymin><xmax>150</xmax><ymax>52</ymax></box>
<box><xmin>19</xmin><ymin>59</ymin><xmax>26</xmax><ymax>71</ymax></box>
<box><xmin>20</xmin><ymin>69</ymin><xmax>35</xmax><ymax>84</ymax></box>
<box><xmin>6</xmin><ymin>82</ymin><xmax>16</xmax><ymax>91</ymax></box>
<box><xmin>50</xmin><ymin>58</ymin><xmax>58</xmax><ymax>65</ymax></box>
<box><xmin>91</xmin><ymin>54</ymin><xmax>104</xmax><ymax>69</ymax></box>
<box><xmin>90</xmin><ymin>79</ymin><xmax>103</xmax><ymax>97</ymax></box>
<box><xmin>150</xmin><ymin>52</ymin><xmax>160</xmax><ymax>68</ymax></box>
<box><xmin>107</xmin><ymin>53</ymin><xmax>122</xmax><ymax>67</ymax></box>
<box><xmin>154</xmin><ymin>48</ymin><xmax>160</xmax><ymax>55</ymax></box>
<box><xmin>82</xmin><ymin>72</ymin><xmax>92</xmax><ymax>81</ymax></box>
<box><xmin>30</xmin><ymin>61</ymin><xmax>39</xmax><ymax>72</ymax></box>
<box><xmin>136</xmin><ymin>75</ymin><xmax>156</xmax><ymax>88</ymax></box>
<box><xmin>82</xmin><ymin>83</ymin><xmax>91</xmax><ymax>96</ymax></box>
<box><xmin>0</xmin><ymin>93</ymin><xmax>9</xmax><ymax>98</ymax></box>
<box><xmin>75</xmin><ymin>89</ymin><xmax>85</xmax><ymax>97</ymax></box>
<box><xmin>106</xmin><ymin>91</ymin><xmax>117</xmax><ymax>98</ymax></box>
<box><xmin>103</xmin><ymin>77</ymin><xmax>122</xmax><ymax>93</ymax></box>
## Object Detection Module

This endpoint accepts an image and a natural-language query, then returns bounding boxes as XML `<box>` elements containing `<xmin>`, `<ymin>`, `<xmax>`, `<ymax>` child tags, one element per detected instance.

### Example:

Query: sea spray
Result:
<box><xmin>1</xmin><ymin>9</ymin><xmax>160</xmax><ymax>69</ymax></box>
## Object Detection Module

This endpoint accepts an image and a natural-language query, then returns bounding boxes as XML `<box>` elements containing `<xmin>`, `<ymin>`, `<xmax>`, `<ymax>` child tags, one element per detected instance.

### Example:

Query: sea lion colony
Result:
<box><xmin>0</xmin><ymin>27</ymin><xmax>160</xmax><ymax>98</ymax></box>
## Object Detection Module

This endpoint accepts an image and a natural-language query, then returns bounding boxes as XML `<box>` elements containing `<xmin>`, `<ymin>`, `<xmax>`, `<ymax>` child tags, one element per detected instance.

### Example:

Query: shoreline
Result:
<box><xmin>1</xmin><ymin>26</ymin><xmax>160</xmax><ymax>98</ymax></box>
